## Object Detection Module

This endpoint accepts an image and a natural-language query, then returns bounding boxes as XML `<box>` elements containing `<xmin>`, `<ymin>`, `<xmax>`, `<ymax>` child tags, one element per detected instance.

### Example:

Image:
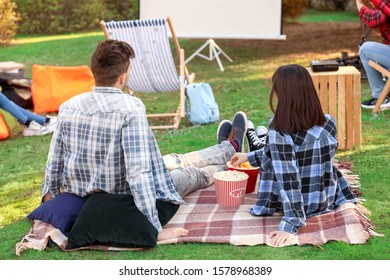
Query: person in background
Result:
<box><xmin>230</xmin><ymin>64</ymin><xmax>357</xmax><ymax>247</ymax></box>
<box><xmin>0</xmin><ymin>90</ymin><xmax>57</xmax><ymax>136</ymax></box>
<box><xmin>356</xmin><ymin>0</ymin><xmax>390</xmax><ymax>109</ymax></box>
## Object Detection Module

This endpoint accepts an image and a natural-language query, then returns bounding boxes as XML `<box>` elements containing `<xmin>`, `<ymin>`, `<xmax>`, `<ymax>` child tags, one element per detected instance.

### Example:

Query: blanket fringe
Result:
<box><xmin>338</xmin><ymin>160</ymin><xmax>383</xmax><ymax>240</ymax></box>
<box><xmin>15</xmin><ymin>220</ymin><xmax>69</xmax><ymax>256</ymax></box>
<box><xmin>355</xmin><ymin>203</ymin><xmax>371</xmax><ymax>216</ymax></box>
<box><xmin>354</xmin><ymin>204</ymin><xmax>384</xmax><ymax>238</ymax></box>
<box><xmin>15</xmin><ymin>227</ymin><xmax>48</xmax><ymax>256</ymax></box>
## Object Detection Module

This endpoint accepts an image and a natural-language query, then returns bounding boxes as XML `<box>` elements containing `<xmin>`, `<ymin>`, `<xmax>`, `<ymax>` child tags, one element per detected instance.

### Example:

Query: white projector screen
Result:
<box><xmin>139</xmin><ymin>0</ymin><xmax>286</xmax><ymax>40</ymax></box>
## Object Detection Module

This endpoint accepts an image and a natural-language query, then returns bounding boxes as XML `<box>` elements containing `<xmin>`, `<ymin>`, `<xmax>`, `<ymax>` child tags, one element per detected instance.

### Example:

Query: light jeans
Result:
<box><xmin>164</xmin><ymin>141</ymin><xmax>236</xmax><ymax>198</ymax></box>
<box><xmin>359</xmin><ymin>41</ymin><xmax>390</xmax><ymax>98</ymax></box>
<box><xmin>0</xmin><ymin>92</ymin><xmax>46</xmax><ymax>125</ymax></box>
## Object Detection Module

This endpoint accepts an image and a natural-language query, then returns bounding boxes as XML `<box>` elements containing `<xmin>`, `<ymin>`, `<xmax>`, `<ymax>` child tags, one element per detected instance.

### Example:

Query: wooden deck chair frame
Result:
<box><xmin>100</xmin><ymin>17</ymin><xmax>195</xmax><ymax>129</ymax></box>
<box><xmin>368</xmin><ymin>60</ymin><xmax>390</xmax><ymax>114</ymax></box>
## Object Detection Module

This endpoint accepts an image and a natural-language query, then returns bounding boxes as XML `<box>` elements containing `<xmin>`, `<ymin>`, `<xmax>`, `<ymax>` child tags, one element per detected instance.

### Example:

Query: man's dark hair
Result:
<box><xmin>269</xmin><ymin>64</ymin><xmax>326</xmax><ymax>134</ymax></box>
<box><xmin>91</xmin><ymin>40</ymin><xmax>135</xmax><ymax>86</ymax></box>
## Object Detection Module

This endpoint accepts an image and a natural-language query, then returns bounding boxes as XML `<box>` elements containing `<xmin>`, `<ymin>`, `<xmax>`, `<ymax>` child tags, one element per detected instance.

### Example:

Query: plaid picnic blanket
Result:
<box><xmin>158</xmin><ymin>188</ymin><xmax>377</xmax><ymax>247</ymax></box>
<box><xmin>158</xmin><ymin>160</ymin><xmax>380</xmax><ymax>247</ymax></box>
<box><xmin>15</xmin><ymin>161</ymin><xmax>381</xmax><ymax>255</ymax></box>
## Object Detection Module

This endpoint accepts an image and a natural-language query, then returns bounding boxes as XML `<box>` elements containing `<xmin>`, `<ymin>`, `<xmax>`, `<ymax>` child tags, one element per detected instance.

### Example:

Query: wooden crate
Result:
<box><xmin>308</xmin><ymin>66</ymin><xmax>361</xmax><ymax>150</ymax></box>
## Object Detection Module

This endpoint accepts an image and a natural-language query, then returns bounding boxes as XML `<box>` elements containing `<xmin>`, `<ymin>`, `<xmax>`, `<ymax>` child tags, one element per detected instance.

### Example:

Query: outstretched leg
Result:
<box><xmin>163</xmin><ymin>141</ymin><xmax>235</xmax><ymax>171</ymax></box>
<box><xmin>170</xmin><ymin>164</ymin><xmax>225</xmax><ymax>197</ymax></box>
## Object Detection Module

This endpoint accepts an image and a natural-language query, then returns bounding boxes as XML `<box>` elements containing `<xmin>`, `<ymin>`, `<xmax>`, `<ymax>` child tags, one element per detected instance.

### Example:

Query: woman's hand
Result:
<box><xmin>230</xmin><ymin>153</ymin><xmax>248</xmax><ymax>167</ymax></box>
<box><xmin>269</xmin><ymin>230</ymin><xmax>296</xmax><ymax>247</ymax></box>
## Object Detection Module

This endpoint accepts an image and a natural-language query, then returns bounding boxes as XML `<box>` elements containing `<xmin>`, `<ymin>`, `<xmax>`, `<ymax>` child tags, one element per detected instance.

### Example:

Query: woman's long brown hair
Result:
<box><xmin>269</xmin><ymin>64</ymin><xmax>326</xmax><ymax>133</ymax></box>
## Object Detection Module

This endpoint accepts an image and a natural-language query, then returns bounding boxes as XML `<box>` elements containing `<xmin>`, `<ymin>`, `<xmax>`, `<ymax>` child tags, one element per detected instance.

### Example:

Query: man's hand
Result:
<box><xmin>269</xmin><ymin>230</ymin><xmax>296</xmax><ymax>247</ymax></box>
<box><xmin>42</xmin><ymin>193</ymin><xmax>53</xmax><ymax>203</ymax></box>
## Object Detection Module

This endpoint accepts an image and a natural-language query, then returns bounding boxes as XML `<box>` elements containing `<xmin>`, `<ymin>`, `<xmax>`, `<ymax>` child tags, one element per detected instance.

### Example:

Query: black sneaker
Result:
<box><xmin>228</xmin><ymin>111</ymin><xmax>247</xmax><ymax>152</ymax></box>
<box><xmin>362</xmin><ymin>94</ymin><xmax>390</xmax><ymax>109</ymax></box>
<box><xmin>246</xmin><ymin>120</ymin><xmax>268</xmax><ymax>152</ymax></box>
<box><xmin>217</xmin><ymin>120</ymin><xmax>232</xmax><ymax>144</ymax></box>
<box><xmin>361</xmin><ymin>97</ymin><xmax>379</xmax><ymax>109</ymax></box>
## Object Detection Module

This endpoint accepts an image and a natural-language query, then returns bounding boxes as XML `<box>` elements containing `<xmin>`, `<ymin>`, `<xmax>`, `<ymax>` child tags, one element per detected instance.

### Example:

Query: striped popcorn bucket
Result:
<box><xmin>213</xmin><ymin>171</ymin><xmax>249</xmax><ymax>207</ymax></box>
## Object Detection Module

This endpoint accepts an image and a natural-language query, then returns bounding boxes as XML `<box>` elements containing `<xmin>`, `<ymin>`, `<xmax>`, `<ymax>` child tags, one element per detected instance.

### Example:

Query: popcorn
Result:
<box><xmin>213</xmin><ymin>170</ymin><xmax>249</xmax><ymax>207</ymax></box>
<box><xmin>227</xmin><ymin>161</ymin><xmax>257</xmax><ymax>170</ymax></box>
<box><xmin>213</xmin><ymin>170</ymin><xmax>248</xmax><ymax>181</ymax></box>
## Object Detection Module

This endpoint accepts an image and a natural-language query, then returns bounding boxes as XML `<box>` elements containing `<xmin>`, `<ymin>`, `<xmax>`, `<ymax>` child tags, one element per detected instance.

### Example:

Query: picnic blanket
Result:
<box><xmin>158</xmin><ymin>189</ymin><xmax>377</xmax><ymax>247</ymax></box>
<box><xmin>15</xmin><ymin>161</ymin><xmax>381</xmax><ymax>256</ymax></box>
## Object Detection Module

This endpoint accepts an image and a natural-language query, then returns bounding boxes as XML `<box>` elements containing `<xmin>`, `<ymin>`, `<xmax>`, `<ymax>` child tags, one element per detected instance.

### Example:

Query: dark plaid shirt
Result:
<box><xmin>359</xmin><ymin>0</ymin><xmax>390</xmax><ymax>44</ymax></box>
<box><xmin>248</xmin><ymin>114</ymin><xmax>357</xmax><ymax>234</ymax></box>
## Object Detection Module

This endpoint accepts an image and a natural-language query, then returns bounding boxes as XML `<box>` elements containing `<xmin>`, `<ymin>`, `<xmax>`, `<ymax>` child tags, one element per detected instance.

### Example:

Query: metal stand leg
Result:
<box><xmin>185</xmin><ymin>39</ymin><xmax>233</xmax><ymax>71</ymax></box>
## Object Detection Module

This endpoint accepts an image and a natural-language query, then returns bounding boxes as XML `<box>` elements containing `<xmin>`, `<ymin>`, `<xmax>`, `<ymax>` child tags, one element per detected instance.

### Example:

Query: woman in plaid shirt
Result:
<box><xmin>357</xmin><ymin>0</ymin><xmax>390</xmax><ymax>109</ymax></box>
<box><xmin>231</xmin><ymin>64</ymin><xmax>357</xmax><ymax>247</ymax></box>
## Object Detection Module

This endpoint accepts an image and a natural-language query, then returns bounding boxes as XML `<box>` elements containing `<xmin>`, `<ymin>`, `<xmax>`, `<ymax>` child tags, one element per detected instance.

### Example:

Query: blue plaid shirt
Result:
<box><xmin>248</xmin><ymin>114</ymin><xmax>357</xmax><ymax>234</ymax></box>
<box><xmin>42</xmin><ymin>86</ymin><xmax>185</xmax><ymax>232</ymax></box>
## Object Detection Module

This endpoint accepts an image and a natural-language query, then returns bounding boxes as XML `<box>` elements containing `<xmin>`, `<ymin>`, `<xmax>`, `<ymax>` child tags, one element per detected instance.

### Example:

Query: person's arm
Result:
<box><xmin>370</xmin><ymin>0</ymin><xmax>390</xmax><ymax>17</ymax></box>
<box><xmin>356</xmin><ymin>0</ymin><xmax>365</xmax><ymax>11</ymax></box>
<box><xmin>268</xmin><ymin>130</ymin><xmax>306</xmax><ymax>234</ymax></box>
<box><xmin>42</xmin><ymin>121</ymin><xmax>64</xmax><ymax>201</ymax></box>
<box><xmin>247</xmin><ymin>149</ymin><xmax>263</xmax><ymax>168</ymax></box>
<box><xmin>245</xmin><ymin>140</ymin><xmax>268</xmax><ymax>168</ymax></box>
<box><xmin>357</xmin><ymin>0</ymin><xmax>389</xmax><ymax>28</ymax></box>
<box><xmin>122</xmin><ymin>106</ymin><xmax>162</xmax><ymax>232</ymax></box>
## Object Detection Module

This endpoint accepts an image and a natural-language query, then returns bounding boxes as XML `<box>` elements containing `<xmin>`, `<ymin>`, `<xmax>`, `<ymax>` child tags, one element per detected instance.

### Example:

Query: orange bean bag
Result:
<box><xmin>0</xmin><ymin>112</ymin><xmax>10</xmax><ymax>140</ymax></box>
<box><xmin>31</xmin><ymin>65</ymin><xmax>95</xmax><ymax>113</ymax></box>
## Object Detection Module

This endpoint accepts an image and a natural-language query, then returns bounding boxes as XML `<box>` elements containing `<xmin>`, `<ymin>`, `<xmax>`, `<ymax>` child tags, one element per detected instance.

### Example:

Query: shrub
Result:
<box><xmin>14</xmin><ymin>0</ymin><xmax>137</xmax><ymax>34</ymax></box>
<box><xmin>103</xmin><ymin>0</ymin><xmax>139</xmax><ymax>21</ymax></box>
<box><xmin>67</xmin><ymin>0</ymin><xmax>106</xmax><ymax>31</ymax></box>
<box><xmin>309</xmin><ymin>0</ymin><xmax>357</xmax><ymax>11</ymax></box>
<box><xmin>283</xmin><ymin>0</ymin><xmax>309</xmax><ymax>20</ymax></box>
<box><xmin>14</xmin><ymin>0</ymin><xmax>66</xmax><ymax>34</ymax></box>
<box><xmin>0</xmin><ymin>0</ymin><xmax>21</xmax><ymax>43</ymax></box>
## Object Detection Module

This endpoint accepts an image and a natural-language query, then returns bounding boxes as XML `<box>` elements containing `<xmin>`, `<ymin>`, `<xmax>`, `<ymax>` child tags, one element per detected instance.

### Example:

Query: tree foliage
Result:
<box><xmin>309</xmin><ymin>0</ymin><xmax>357</xmax><ymax>11</ymax></box>
<box><xmin>12</xmin><ymin>0</ymin><xmax>359</xmax><ymax>35</ymax></box>
<box><xmin>283</xmin><ymin>0</ymin><xmax>309</xmax><ymax>20</ymax></box>
<box><xmin>0</xmin><ymin>0</ymin><xmax>21</xmax><ymax>43</ymax></box>
<box><xmin>14</xmin><ymin>0</ymin><xmax>138</xmax><ymax>34</ymax></box>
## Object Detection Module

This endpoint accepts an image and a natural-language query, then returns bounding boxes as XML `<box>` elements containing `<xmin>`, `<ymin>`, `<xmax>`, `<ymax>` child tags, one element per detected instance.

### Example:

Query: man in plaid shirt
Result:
<box><xmin>357</xmin><ymin>0</ymin><xmax>390</xmax><ymax>109</ymax></box>
<box><xmin>41</xmin><ymin>40</ymin><xmax>190</xmax><ymax>242</ymax></box>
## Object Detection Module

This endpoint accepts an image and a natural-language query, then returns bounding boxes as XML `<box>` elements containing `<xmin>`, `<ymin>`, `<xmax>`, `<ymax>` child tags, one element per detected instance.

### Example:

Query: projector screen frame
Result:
<box><xmin>138</xmin><ymin>0</ymin><xmax>286</xmax><ymax>40</ymax></box>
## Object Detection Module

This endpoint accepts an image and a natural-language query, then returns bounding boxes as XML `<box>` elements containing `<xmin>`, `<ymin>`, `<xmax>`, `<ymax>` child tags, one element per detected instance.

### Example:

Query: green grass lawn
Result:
<box><xmin>0</xmin><ymin>11</ymin><xmax>389</xmax><ymax>261</ymax></box>
<box><xmin>298</xmin><ymin>9</ymin><xmax>360</xmax><ymax>23</ymax></box>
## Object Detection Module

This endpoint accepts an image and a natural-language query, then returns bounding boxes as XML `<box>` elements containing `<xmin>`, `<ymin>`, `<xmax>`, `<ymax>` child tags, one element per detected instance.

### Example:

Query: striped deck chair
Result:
<box><xmin>100</xmin><ymin>17</ymin><xmax>195</xmax><ymax>129</ymax></box>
